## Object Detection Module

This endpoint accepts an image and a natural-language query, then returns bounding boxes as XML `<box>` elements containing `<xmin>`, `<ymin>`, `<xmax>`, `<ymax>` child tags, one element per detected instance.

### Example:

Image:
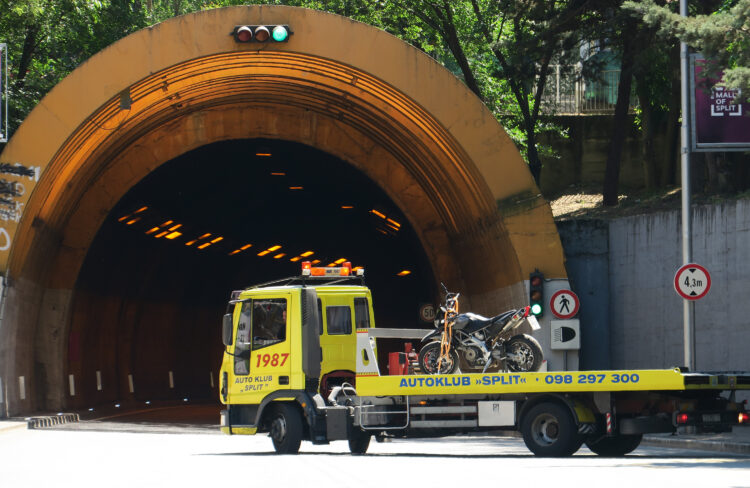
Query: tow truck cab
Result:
<box><xmin>219</xmin><ymin>263</ymin><xmax>372</xmax><ymax>442</ymax></box>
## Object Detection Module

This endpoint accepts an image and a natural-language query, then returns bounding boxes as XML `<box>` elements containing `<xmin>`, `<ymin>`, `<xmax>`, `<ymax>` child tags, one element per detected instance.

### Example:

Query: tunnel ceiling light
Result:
<box><xmin>160</xmin><ymin>220</ymin><xmax>174</xmax><ymax>227</ymax></box>
<box><xmin>118</xmin><ymin>206</ymin><xmax>149</xmax><ymax>223</ymax></box>
<box><xmin>165</xmin><ymin>231</ymin><xmax>182</xmax><ymax>240</ymax></box>
<box><xmin>257</xmin><ymin>250</ymin><xmax>271</xmax><ymax>256</ymax></box>
<box><xmin>185</xmin><ymin>239</ymin><xmax>197</xmax><ymax>246</ymax></box>
<box><xmin>270</xmin><ymin>172</ymin><xmax>285</xmax><ymax>176</ymax></box>
<box><xmin>370</xmin><ymin>209</ymin><xmax>386</xmax><ymax>219</ymax></box>
<box><xmin>210</xmin><ymin>236</ymin><xmax>224</xmax><ymax>244</ymax></box>
<box><xmin>197</xmin><ymin>242</ymin><xmax>212</xmax><ymax>250</ymax></box>
<box><xmin>168</xmin><ymin>224</ymin><xmax>182</xmax><ymax>231</ymax></box>
<box><xmin>256</xmin><ymin>152</ymin><xmax>272</xmax><ymax>157</ymax></box>
<box><xmin>397</xmin><ymin>270</ymin><xmax>412</xmax><ymax>277</ymax></box>
<box><xmin>154</xmin><ymin>231</ymin><xmax>169</xmax><ymax>238</ymax></box>
<box><xmin>146</xmin><ymin>227</ymin><xmax>160</xmax><ymax>235</ymax></box>
<box><xmin>199</xmin><ymin>233</ymin><xmax>211</xmax><ymax>239</ymax></box>
<box><xmin>274</xmin><ymin>253</ymin><xmax>286</xmax><ymax>259</ymax></box>
<box><xmin>387</xmin><ymin>218</ymin><xmax>401</xmax><ymax>228</ymax></box>
<box><xmin>289</xmin><ymin>186</ymin><xmax>303</xmax><ymax>190</ymax></box>
<box><xmin>311</xmin><ymin>259</ymin><xmax>321</xmax><ymax>265</ymax></box>
<box><xmin>334</xmin><ymin>258</ymin><xmax>347</xmax><ymax>265</ymax></box>
<box><xmin>268</xmin><ymin>245</ymin><xmax>282</xmax><ymax>252</ymax></box>
<box><xmin>341</xmin><ymin>205</ymin><xmax>354</xmax><ymax>209</ymax></box>
<box><xmin>300</xmin><ymin>251</ymin><xmax>314</xmax><ymax>257</ymax></box>
<box><xmin>126</xmin><ymin>217</ymin><xmax>141</xmax><ymax>225</ymax></box>
<box><xmin>290</xmin><ymin>256</ymin><xmax>301</xmax><ymax>262</ymax></box>
<box><xmin>230</xmin><ymin>243</ymin><xmax>253</xmax><ymax>255</ymax></box>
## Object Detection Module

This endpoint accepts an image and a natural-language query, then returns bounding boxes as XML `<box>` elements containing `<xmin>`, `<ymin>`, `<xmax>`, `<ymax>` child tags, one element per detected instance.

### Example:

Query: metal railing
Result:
<box><xmin>540</xmin><ymin>65</ymin><xmax>638</xmax><ymax>115</ymax></box>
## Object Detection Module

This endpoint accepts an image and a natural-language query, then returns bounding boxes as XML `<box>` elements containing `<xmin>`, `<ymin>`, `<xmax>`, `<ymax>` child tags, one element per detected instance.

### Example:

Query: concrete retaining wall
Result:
<box><xmin>559</xmin><ymin>198</ymin><xmax>750</xmax><ymax>373</ymax></box>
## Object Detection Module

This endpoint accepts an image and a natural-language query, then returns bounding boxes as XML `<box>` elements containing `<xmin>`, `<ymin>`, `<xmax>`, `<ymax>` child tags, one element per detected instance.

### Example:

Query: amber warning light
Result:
<box><xmin>302</xmin><ymin>261</ymin><xmax>363</xmax><ymax>277</ymax></box>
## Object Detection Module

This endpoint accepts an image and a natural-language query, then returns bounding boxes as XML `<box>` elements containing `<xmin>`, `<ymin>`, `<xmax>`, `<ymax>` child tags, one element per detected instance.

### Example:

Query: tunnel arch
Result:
<box><xmin>0</xmin><ymin>6</ymin><xmax>565</xmax><ymax>414</ymax></box>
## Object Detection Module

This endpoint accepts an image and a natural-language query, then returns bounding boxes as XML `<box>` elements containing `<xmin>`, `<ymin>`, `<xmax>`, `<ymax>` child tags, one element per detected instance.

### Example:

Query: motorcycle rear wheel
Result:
<box><xmin>505</xmin><ymin>335</ymin><xmax>543</xmax><ymax>372</ymax></box>
<box><xmin>418</xmin><ymin>341</ymin><xmax>459</xmax><ymax>374</ymax></box>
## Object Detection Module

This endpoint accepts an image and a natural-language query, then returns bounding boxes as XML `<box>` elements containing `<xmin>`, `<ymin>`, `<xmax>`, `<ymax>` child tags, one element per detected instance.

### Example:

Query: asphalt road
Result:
<box><xmin>2</xmin><ymin>405</ymin><xmax>749</xmax><ymax>488</ymax></box>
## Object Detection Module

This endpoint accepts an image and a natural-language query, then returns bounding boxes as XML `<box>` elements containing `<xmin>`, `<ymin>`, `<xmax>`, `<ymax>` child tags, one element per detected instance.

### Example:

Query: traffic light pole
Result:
<box><xmin>680</xmin><ymin>0</ymin><xmax>695</xmax><ymax>371</ymax></box>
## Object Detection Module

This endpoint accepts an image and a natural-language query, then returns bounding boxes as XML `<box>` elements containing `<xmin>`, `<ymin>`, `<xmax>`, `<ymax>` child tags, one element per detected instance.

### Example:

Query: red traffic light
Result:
<box><xmin>235</xmin><ymin>26</ymin><xmax>252</xmax><ymax>42</ymax></box>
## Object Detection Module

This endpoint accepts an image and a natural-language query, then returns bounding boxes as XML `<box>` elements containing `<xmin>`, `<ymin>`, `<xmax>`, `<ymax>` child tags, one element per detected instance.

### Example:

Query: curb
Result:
<box><xmin>27</xmin><ymin>413</ymin><xmax>80</xmax><ymax>429</ymax></box>
<box><xmin>642</xmin><ymin>436</ymin><xmax>750</xmax><ymax>456</ymax></box>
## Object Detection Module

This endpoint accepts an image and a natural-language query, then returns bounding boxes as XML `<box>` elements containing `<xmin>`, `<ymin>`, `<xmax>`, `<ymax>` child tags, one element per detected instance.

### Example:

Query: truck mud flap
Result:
<box><xmin>620</xmin><ymin>415</ymin><xmax>674</xmax><ymax>435</ymax></box>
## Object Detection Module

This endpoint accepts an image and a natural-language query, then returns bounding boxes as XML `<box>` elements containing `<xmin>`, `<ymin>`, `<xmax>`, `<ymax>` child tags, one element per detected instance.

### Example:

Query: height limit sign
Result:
<box><xmin>674</xmin><ymin>263</ymin><xmax>711</xmax><ymax>300</ymax></box>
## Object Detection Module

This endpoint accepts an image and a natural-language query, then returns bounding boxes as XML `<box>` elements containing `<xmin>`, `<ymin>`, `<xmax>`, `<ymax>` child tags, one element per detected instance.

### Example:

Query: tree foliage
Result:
<box><xmin>623</xmin><ymin>0</ymin><xmax>750</xmax><ymax>102</ymax></box>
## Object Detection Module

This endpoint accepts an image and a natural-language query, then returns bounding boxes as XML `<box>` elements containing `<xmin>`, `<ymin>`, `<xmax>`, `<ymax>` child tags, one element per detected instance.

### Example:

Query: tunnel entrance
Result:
<box><xmin>68</xmin><ymin>139</ymin><xmax>434</xmax><ymax>408</ymax></box>
<box><xmin>0</xmin><ymin>6</ymin><xmax>568</xmax><ymax>416</ymax></box>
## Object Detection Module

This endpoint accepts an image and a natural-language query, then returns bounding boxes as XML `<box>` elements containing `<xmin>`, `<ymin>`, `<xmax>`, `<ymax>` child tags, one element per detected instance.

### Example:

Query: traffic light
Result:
<box><xmin>529</xmin><ymin>270</ymin><xmax>544</xmax><ymax>317</ymax></box>
<box><xmin>231</xmin><ymin>25</ymin><xmax>292</xmax><ymax>43</ymax></box>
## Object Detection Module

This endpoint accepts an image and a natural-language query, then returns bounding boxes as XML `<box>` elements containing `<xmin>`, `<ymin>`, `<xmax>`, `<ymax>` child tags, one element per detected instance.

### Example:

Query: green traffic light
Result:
<box><xmin>531</xmin><ymin>303</ymin><xmax>543</xmax><ymax>316</ymax></box>
<box><xmin>272</xmin><ymin>26</ymin><xmax>289</xmax><ymax>42</ymax></box>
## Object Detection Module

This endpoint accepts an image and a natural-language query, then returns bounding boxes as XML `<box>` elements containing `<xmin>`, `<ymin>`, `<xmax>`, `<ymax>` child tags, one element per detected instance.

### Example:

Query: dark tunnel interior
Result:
<box><xmin>67</xmin><ymin>139</ymin><xmax>436</xmax><ymax>410</ymax></box>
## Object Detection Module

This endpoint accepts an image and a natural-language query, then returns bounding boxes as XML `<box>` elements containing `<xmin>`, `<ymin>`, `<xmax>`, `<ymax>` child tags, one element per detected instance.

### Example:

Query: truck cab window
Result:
<box><xmin>234</xmin><ymin>301</ymin><xmax>252</xmax><ymax>375</ymax></box>
<box><xmin>326</xmin><ymin>306</ymin><xmax>352</xmax><ymax>335</ymax></box>
<box><xmin>354</xmin><ymin>298</ymin><xmax>370</xmax><ymax>329</ymax></box>
<box><xmin>252</xmin><ymin>299</ymin><xmax>287</xmax><ymax>350</ymax></box>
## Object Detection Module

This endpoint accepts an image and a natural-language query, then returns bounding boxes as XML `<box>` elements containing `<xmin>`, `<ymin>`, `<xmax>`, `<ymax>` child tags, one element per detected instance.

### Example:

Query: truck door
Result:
<box><xmin>233</xmin><ymin>295</ymin><xmax>293</xmax><ymax>402</ymax></box>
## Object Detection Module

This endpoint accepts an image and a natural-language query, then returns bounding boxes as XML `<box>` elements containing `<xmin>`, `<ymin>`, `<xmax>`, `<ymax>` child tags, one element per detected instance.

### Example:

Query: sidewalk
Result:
<box><xmin>0</xmin><ymin>420</ymin><xmax>27</xmax><ymax>433</ymax></box>
<box><xmin>643</xmin><ymin>425</ymin><xmax>750</xmax><ymax>455</ymax></box>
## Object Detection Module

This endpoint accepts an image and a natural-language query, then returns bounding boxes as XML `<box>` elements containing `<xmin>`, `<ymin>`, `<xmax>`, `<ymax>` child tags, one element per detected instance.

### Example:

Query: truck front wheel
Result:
<box><xmin>269</xmin><ymin>404</ymin><xmax>303</xmax><ymax>454</ymax></box>
<box><xmin>521</xmin><ymin>402</ymin><xmax>582</xmax><ymax>457</ymax></box>
<box><xmin>585</xmin><ymin>434</ymin><xmax>642</xmax><ymax>456</ymax></box>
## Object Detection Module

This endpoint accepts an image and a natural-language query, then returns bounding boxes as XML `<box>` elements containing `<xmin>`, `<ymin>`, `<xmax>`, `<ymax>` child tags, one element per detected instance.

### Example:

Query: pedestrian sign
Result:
<box><xmin>550</xmin><ymin>289</ymin><xmax>579</xmax><ymax>320</ymax></box>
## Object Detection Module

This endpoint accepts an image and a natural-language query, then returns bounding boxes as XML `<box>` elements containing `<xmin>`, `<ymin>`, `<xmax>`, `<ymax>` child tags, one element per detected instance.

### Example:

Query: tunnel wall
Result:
<box><xmin>0</xmin><ymin>6</ymin><xmax>568</xmax><ymax>415</ymax></box>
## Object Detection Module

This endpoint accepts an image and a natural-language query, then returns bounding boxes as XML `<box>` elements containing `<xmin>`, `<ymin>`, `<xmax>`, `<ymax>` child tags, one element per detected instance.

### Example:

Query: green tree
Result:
<box><xmin>623</xmin><ymin>0</ymin><xmax>750</xmax><ymax>102</ymax></box>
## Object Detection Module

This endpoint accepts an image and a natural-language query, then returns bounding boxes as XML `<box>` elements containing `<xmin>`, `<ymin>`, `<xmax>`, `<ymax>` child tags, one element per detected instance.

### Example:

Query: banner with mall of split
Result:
<box><xmin>690</xmin><ymin>54</ymin><xmax>750</xmax><ymax>152</ymax></box>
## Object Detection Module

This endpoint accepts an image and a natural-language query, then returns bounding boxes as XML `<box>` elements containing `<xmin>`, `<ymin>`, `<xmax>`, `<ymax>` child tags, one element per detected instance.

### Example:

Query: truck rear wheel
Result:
<box><xmin>269</xmin><ymin>404</ymin><xmax>303</xmax><ymax>454</ymax></box>
<box><xmin>585</xmin><ymin>434</ymin><xmax>642</xmax><ymax>456</ymax></box>
<box><xmin>521</xmin><ymin>402</ymin><xmax>582</xmax><ymax>457</ymax></box>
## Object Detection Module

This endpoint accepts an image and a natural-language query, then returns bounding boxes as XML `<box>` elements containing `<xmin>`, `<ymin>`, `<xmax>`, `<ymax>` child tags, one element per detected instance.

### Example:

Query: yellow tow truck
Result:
<box><xmin>219</xmin><ymin>263</ymin><xmax>750</xmax><ymax>456</ymax></box>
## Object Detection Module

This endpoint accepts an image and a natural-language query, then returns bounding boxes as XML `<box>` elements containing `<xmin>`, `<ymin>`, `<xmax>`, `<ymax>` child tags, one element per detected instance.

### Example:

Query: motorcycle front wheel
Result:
<box><xmin>418</xmin><ymin>341</ymin><xmax>459</xmax><ymax>374</ymax></box>
<box><xmin>505</xmin><ymin>335</ymin><xmax>543</xmax><ymax>372</ymax></box>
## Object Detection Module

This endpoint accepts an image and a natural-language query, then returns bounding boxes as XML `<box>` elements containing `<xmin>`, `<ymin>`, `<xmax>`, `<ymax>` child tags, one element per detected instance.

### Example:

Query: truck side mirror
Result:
<box><xmin>222</xmin><ymin>313</ymin><xmax>233</xmax><ymax>346</ymax></box>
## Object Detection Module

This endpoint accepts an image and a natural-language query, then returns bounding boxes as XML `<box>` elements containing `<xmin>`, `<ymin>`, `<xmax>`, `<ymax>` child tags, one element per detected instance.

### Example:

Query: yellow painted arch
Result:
<box><xmin>1</xmin><ymin>5</ymin><xmax>564</xmax><ymax>292</ymax></box>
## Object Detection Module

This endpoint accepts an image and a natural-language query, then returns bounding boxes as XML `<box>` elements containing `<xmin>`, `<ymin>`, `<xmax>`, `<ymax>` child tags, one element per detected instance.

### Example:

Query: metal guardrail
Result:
<box><xmin>540</xmin><ymin>65</ymin><xmax>638</xmax><ymax>115</ymax></box>
<box><xmin>27</xmin><ymin>413</ymin><xmax>80</xmax><ymax>429</ymax></box>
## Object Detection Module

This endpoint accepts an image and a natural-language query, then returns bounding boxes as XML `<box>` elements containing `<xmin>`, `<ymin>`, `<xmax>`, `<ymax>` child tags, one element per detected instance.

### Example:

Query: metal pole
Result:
<box><xmin>679</xmin><ymin>0</ymin><xmax>695</xmax><ymax>371</ymax></box>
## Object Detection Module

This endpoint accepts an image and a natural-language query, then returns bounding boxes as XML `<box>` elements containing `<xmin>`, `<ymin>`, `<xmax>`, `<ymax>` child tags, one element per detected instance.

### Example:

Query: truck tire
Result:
<box><xmin>269</xmin><ymin>404</ymin><xmax>303</xmax><ymax>454</ymax></box>
<box><xmin>521</xmin><ymin>402</ymin><xmax>582</xmax><ymax>457</ymax></box>
<box><xmin>418</xmin><ymin>341</ymin><xmax>459</xmax><ymax>374</ymax></box>
<box><xmin>585</xmin><ymin>434</ymin><xmax>642</xmax><ymax>456</ymax></box>
<box><xmin>505</xmin><ymin>335</ymin><xmax>543</xmax><ymax>372</ymax></box>
<box><xmin>348</xmin><ymin>426</ymin><xmax>371</xmax><ymax>455</ymax></box>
